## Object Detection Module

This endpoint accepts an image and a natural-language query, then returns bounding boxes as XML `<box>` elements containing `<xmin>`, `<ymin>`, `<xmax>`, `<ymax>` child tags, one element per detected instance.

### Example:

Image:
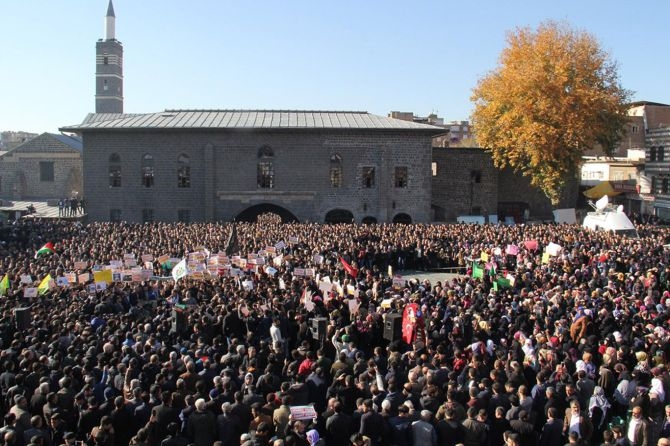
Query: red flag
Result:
<box><xmin>339</xmin><ymin>257</ymin><xmax>358</xmax><ymax>278</ymax></box>
<box><xmin>402</xmin><ymin>303</ymin><xmax>424</xmax><ymax>344</ymax></box>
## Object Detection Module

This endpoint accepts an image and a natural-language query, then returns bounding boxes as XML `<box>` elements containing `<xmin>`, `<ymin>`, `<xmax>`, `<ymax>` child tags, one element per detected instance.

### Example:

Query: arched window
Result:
<box><xmin>257</xmin><ymin>146</ymin><xmax>274</xmax><ymax>189</ymax></box>
<box><xmin>109</xmin><ymin>153</ymin><xmax>121</xmax><ymax>187</ymax></box>
<box><xmin>330</xmin><ymin>154</ymin><xmax>342</xmax><ymax>188</ymax></box>
<box><xmin>177</xmin><ymin>154</ymin><xmax>190</xmax><ymax>188</ymax></box>
<box><xmin>142</xmin><ymin>154</ymin><xmax>154</xmax><ymax>187</ymax></box>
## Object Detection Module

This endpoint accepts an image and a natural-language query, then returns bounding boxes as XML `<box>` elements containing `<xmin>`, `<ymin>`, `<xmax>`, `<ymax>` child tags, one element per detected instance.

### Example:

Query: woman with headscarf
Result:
<box><xmin>588</xmin><ymin>386</ymin><xmax>611</xmax><ymax>441</ymax></box>
<box><xmin>306</xmin><ymin>428</ymin><xmax>325</xmax><ymax>446</ymax></box>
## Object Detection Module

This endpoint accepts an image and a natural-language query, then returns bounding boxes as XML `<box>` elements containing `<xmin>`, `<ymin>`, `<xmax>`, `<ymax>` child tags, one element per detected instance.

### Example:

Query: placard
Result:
<box><xmin>392</xmin><ymin>275</ymin><xmax>405</xmax><ymax>290</ymax></box>
<box><xmin>78</xmin><ymin>273</ymin><xmax>90</xmax><ymax>284</ymax></box>
<box><xmin>74</xmin><ymin>261</ymin><xmax>88</xmax><ymax>270</ymax></box>
<box><xmin>289</xmin><ymin>405</ymin><xmax>317</xmax><ymax>420</ymax></box>
<box><xmin>24</xmin><ymin>288</ymin><xmax>38</xmax><ymax>298</ymax></box>
<box><xmin>20</xmin><ymin>274</ymin><xmax>32</xmax><ymax>285</ymax></box>
<box><xmin>141</xmin><ymin>254</ymin><xmax>154</xmax><ymax>263</ymax></box>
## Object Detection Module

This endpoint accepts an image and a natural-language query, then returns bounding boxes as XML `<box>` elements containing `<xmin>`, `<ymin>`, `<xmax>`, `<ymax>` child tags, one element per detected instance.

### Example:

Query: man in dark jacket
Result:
<box><xmin>509</xmin><ymin>410</ymin><xmax>538</xmax><ymax>446</ymax></box>
<box><xmin>153</xmin><ymin>392</ymin><xmax>180</xmax><ymax>442</ymax></box>
<box><xmin>325</xmin><ymin>401</ymin><xmax>353</xmax><ymax>446</ymax></box>
<box><xmin>359</xmin><ymin>399</ymin><xmax>386</xmax><ymax>446</ymax></box>
<box><xmin>216</xmin><ymin>402</ymin><xmax>240</xmax><ymax>445</ymax></box>
<box><xmin>539</xmin><ymin>407</ymin><xmax>563</xmax><ymax>446</ymax></box>
<box><xmin>387</xmin><ymin>404</ymin><xmax>412</xmax><ymax>446</ymax></box>
<box><xmin>186</xmin><ymin>398</ymin><xmax>217</xmax><ymax>446</ymax></box>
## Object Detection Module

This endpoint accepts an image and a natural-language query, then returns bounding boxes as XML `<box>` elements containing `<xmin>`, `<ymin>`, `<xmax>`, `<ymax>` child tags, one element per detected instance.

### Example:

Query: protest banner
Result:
<box><xmin>289</xmin><ymin>405</ymin><xmax>317</xmax><ymax>420</ymax></box>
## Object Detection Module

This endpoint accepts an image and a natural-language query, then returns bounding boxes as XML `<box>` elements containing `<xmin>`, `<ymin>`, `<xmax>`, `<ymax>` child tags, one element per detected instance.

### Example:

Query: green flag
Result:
<box><xmin>495</xmin><ymin>277</ymin><xmax>511</xmax><ymax>289</ymax></box>
<box><xmin>0</xmin><ymin>275</ymin><xmax>8</xmax><ymax>296</ymax></box>
<box><xmin>472</xmin><ymin>261</ymin><xmax>484</xmax><ymax>279</ymax></box>
<box><xmin>493</xmin><ymin>281</ymin><xmax>499</xmax><ymax>292</ymax></box>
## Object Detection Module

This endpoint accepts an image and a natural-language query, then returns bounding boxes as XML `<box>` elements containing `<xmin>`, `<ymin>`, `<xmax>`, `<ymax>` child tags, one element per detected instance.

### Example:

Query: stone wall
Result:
<box><xmin>432</xmin><ymin>147</ymin><xmax>578</xmax><ymax>221</ymax></box>
<box><xmin>431</xmin><ymin>147</ymin><xmax>498</xmax><ymax>221</ymax></box>
<box><xmin>82</xmin><ymin>129</ymin><xmax>434</xmax><ymax>223</ymax></box>
<box><xmin>0</xmin><ymin>153</ymin><xmax>82</xmax><ymax>200</ymax></box>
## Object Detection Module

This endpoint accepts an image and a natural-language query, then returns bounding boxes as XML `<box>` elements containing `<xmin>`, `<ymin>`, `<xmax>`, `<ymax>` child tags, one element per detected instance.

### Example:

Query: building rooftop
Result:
<box><xmin>0</xmin><ymin>132</ymin><xmax>82</xmax><ymax>157</ymax></box>
<box><xmin>62</xmin><ymin>110</ymin><xmax>447</xmax><ymax>132</ymax></box>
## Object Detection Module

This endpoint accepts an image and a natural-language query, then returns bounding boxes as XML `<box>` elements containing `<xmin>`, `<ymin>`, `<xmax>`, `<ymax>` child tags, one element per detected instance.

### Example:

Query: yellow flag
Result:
<box><xmin>93</xmin><ymin>269</ymin><xmax>113</xmax><ymax>284</ymax></box>
<box><xmin>37</xmin><ymin>274</ymin><xmax>53</xmax><ymax>295</ymax></box>
<box><xmin>0</xmin><ymin>274</ymin><xmax>9</xmax><ymax>296</ymax></box>
<box><xmin>480</xmin><ymin>252</ymin><xmax>489</xmax><ymax>262</ymax></box>
<box><xmin>541</xmin><ymin>252</ymin><xmax>550</xmax><ymax>264</ymax></box>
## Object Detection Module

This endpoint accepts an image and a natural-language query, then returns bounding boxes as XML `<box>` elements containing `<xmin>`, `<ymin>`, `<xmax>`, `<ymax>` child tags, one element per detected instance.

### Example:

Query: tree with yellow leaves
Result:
<box><xmin>471</xmin><ymin>21</ymin><xmax>631</xmax><ymax>205</ymax></box>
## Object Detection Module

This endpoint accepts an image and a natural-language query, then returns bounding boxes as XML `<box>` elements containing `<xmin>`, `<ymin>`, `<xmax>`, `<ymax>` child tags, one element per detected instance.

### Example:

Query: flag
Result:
<box><xmin>471</xmin><ymin>261</ymin><xmax>484</xmax><ymax>279</ymax></box>
<box><xmin>495</xmin><ymin>277</ymin><xmax>511</xmax><ymax>289</ymax></box>
<box><xmin>37</xmin><ymin>274</ymin><xmax>53</xmax><ymax>295</ymax></box>
<box><xmin>546</xmin><ymin>242</ymin><xmax>562</xmax><ymax>257</ymax></box>
<box><xmin>541</xmin><ymin>252</ymin><xmax>550</xmax><ymax>264</ymax></box>
<box><xmin>0</xmin><ymin>275</ymin><xmax>8</xmax><ymax>296</ymax></box>
<box><xmin>506</xmin><ymin>244</ymin><xmax>519</xmax><ymax>256</ymax></box>
<box><xmin>339</xmin><ymin>257</ymin><xmax>358</xmax><ymax>278</ymax></box>
<box><xmin>524</xmin><ymin>240</ymin><xmax>538</xmax><ymax>251</ymax></box>
<box><xmin>35</xmin><ymin>242</ymin><xmax>55</xmax><ymax>259</ymax></box>
<box><xmin>172</xmin><ymin>259</ymin><xmax>188</xmax><ymax>282</ymax></box>
<box><xmin>302</xmin><ymin>289</ymin><xmax>314</xmax><ymax>311</ymax></box>
<box><xmin>225</xmin><ymin>224</ymin><xmax>239</xmax><ymax>256</ymax></box>
<box><xmin>486</xmin><ymin>262</ymin><xmax>497</xmax><ymax>276</ymax></box>
<box><xmin>93</xmin><ymin>270</ymin><xmax>113</xmax><ymax>284</ymax></box>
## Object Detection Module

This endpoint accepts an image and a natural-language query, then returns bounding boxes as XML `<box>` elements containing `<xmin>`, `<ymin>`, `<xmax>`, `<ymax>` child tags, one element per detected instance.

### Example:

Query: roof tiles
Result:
<box><xmin>62</xmin><ymin>110</ymin><xmax>444</xmax><ymax>132</ymax></box>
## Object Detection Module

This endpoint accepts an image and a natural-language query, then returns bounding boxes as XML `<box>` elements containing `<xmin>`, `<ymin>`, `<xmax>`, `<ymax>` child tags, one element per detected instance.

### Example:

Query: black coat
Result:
<box><xmin>539</xmin><ymin>418</ymin><xmax>563</xmax><ymax>446</ymax></box>
<box><xmin>325</xmin><ymin>411</ymin><xmax>353</xmax><ymax>446</ymax></box>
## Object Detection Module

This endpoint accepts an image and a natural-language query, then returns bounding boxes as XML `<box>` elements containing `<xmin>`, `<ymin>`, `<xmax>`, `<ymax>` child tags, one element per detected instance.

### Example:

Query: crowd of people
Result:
<box><xmin>57</xmin><ymin>198</ymin><xmax>85</xmax><ymax>218</ymax></box>
<box><xmin>0</xmin><ymin>217</ymin><xmax>670</xmax><ymax>446</ymax></box>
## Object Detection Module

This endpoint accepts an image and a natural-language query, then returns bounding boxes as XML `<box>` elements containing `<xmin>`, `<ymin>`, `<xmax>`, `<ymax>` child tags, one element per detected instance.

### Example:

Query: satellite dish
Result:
<box><xmin>616</xmin><ymin>205</ymin><xmax>624</xmax><ymax>213</ymax></box>
<box><xmin>595</xmin><ymin>195</ymin><xmax>609</xmax><ymax>211</ymax></box>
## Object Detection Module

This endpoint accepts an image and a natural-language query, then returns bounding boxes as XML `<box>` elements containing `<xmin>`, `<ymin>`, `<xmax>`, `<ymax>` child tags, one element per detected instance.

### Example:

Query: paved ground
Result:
<box><xmin>398</xmin><ymin>269</ymin><xmax>464</xmax><ymax>285</ymax></box>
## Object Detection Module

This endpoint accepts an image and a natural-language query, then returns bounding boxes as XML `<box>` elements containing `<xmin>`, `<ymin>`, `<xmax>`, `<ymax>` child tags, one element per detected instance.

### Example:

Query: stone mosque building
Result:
<box><xmin>61</xmin><ymin>1</ymin><xmax>445</xmax><ymax>224</ymax></box>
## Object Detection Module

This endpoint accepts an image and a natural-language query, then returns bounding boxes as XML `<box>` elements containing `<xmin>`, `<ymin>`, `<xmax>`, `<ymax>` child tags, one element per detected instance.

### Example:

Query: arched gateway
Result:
<box><xmin>234</xmin><ymin>203</ymin><xmax>299</xmax><ymax>223</ymax></box>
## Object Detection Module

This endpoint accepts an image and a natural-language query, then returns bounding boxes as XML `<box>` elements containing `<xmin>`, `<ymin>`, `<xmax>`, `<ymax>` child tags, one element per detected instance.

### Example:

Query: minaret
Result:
<box><xmin>95</xmin><ymin>0</ymin><xmax>123</xmax><ymax>113</ymax></box>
